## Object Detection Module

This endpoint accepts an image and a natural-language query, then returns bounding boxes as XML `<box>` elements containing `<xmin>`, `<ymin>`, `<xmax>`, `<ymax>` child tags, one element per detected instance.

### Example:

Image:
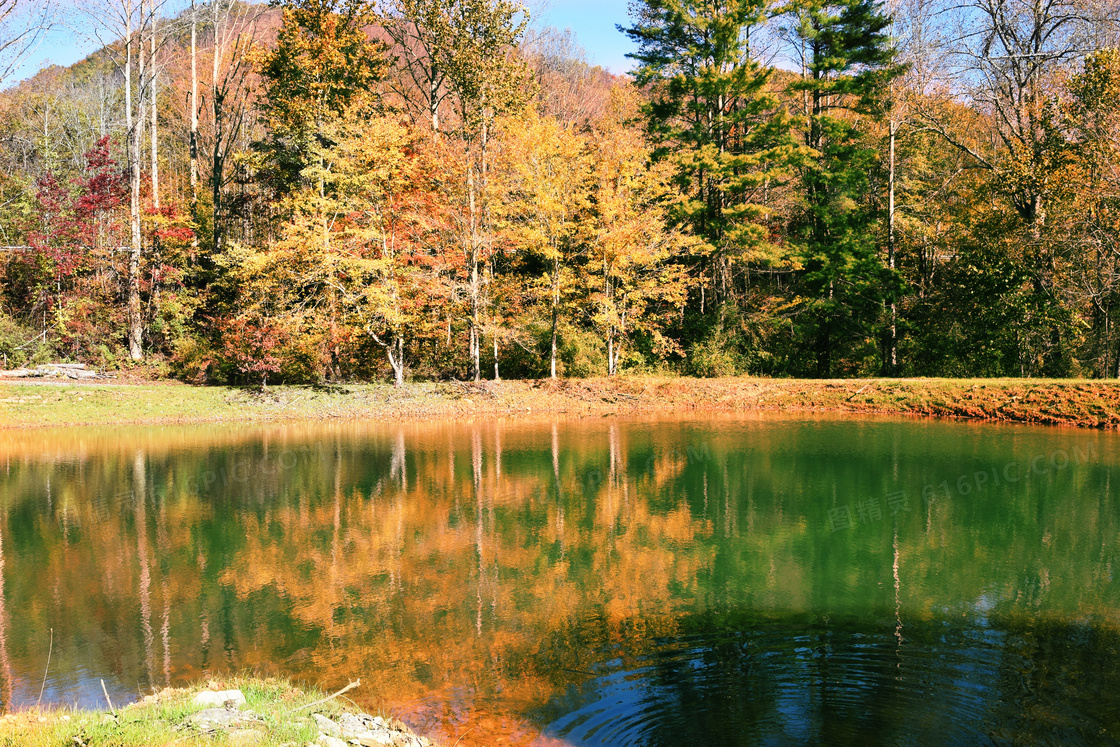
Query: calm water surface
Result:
<box><xmin>1</xmin><ymin>414</ymin><xmax>1118</xmax><ymax>744</ymax></box>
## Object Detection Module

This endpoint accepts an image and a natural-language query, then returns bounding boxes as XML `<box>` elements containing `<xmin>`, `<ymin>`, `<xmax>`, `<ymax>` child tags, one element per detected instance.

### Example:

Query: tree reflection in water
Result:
<box><xmin>0</xmin><ymin>415</ymin><xmax>1117</xmax><ymax>744</ymax></box>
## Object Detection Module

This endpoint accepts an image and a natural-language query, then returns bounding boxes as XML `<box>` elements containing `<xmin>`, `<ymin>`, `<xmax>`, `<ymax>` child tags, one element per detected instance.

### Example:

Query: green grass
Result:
<box><xmin>3</xmin><ymin>376</ymin><xmax>1120</xmax><ymax>430</ymax></box>
<box><xmin>0</xmin><ymin>382</ymin><xmax>246</xmax><ymax>427</ymax></box>
<box><xmin>0</xmin><ymin>676</ymin><xmax>357</xmax><ymax>746</ymax></box>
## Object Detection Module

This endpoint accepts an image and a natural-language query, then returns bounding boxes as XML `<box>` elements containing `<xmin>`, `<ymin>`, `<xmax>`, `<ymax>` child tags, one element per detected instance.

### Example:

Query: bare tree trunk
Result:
<box><xmin>189</xmin><ymin>0</ymin><xmax>198</xmax><ymax>250</ymax></box>
<box><xmin>550</xmin><ymin>257</ymin><xmax>559</xmax><ymax>379</ymax></box>
<box><xmin>467</xmin><ymin>160</ymin><xmax>480</xmax><ymax>382</ymax></box>
<box><xmin>387</xmin><ymin>335</ymin><xmax>404</xmax><ymax>387</ymax></box>
<box><xmin>210</xmin><ymin>0</ymin><xmax>223</xmax><ymax>254</ymax></box>
<box><xmin>493</xmin><ymin>334</ymin><xmax>499</xmax><ymax>380</ymax></box>
<box><xmin>887</xmin><ymin>115</ymin><xmax>897</xmax><ymax>375</ymax></box>
<box><xmin>126</xmin><ymin>0</ymin><xmax>144</xmax><ymax>361</ymax></box>
<box><xmin>148</xmin><ymin>0</ymin><xmax>158</xmax><ymax>210</ymax></box>
<box><xmin>430</xmin><ymin>63</ymin><xmax>439</xmax><ymax>133</ymax></box>
<box><xmin>605</xmin><ymin>273</ymin><xmax>615</xmax><ymax>376</ymax></box>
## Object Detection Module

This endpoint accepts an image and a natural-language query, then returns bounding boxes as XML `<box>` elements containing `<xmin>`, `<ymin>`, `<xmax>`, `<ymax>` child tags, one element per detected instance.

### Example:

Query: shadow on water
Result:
<box><xmin>534</xmin><ymin>613</ymin><xmax>1120</xmax><ymax>745</ymax></box>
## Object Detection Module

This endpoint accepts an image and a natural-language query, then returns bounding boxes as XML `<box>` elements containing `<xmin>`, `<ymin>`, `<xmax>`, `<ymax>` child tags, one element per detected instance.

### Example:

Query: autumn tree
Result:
<box><xmin>8</xmin><ymin>0</ymin><xmax>1120</xmax><ymax>381</ymax></box>
<box><xmin>1059</xmin><ymin>49</ymin><xmax>1120</xmax><ymax>377</ymax></box>
<box><xmin>494</xmin><ymin>110</ymin><xmax>592</xmax><ymax>378</ymax></box>
<box><xmin>15</xmin><ymin>137</ymin><xmax>129</xmax><ymax>358</ymax></box>
<box><xmin>379</xmin><ymin>0</ymin><xmax>455</xmax><ymax>133</ymax></box>
<box><xmin>230</xmin><ymin>101</ymin><xmax>442</xmax><ymax>385</ymax></box>
<box><xmin>79</xmin><ymin>0</ymin><xmax>161</xmax><ymax>359</ymax></box>
<box><xmin>326</xmin><ymin>112</ymin><xmax>448</xmax><ymax>385</ymax></box>
<box><xmin>445</xmin><ymin>0</ymin><xmax>529</xmax><ymax>381</ymax></box>
<box><xmin>383</xmin><ymin>0</ymin><xmax>529</xmax><ymax>380</ymax></box>
<box><xmin>254</xmin><ymin>0</ymin><xmax>387</xmax><ymax>196</ymax></box>
<box><xmin>198</xmin><ymin>0</ymin><xmax>264</xmax><ymax>256</ymax></box>
<box><xmin>934</xmin><ymin>0</ymin><xmax>1092</xmax><ymax>229</ymax></box>
<box><xmin>588</xmin><ymin>88</ymin><xmax>690</xmax><ymax>375</ymax></box>
<box><xmin>916</xmin><ymin>0</ymin><xmax>1101</xmax><ymax>374</ymax></box>
<box><xmin>247</xmin><ymin>0</ymin><xmax>388</xmax><ymax>378</ymax></box>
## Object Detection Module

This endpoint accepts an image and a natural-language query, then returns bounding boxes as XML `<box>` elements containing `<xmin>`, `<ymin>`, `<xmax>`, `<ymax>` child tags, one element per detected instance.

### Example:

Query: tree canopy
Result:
<box><xmin>1</xmin><ymin>0</ymin><xmax>1119</xmax><ymax>382</ymax></box>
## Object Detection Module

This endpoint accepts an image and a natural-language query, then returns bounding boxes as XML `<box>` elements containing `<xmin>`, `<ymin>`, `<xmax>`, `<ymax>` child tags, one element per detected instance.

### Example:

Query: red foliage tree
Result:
<box><xmin>218</xmin><ymin>314</ymin><xmax>285</xmax><ymax>387</ymax></box>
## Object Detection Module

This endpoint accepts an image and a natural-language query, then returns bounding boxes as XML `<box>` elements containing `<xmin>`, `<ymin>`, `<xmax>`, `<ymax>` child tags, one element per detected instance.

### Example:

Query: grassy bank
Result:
<box><xmin>3</xmin><ymin>376</ymin><xmax>1120</xmax><ymax>429</ymax></box>
<box><xmin>0</xmin><ymin>676</ymin><xmax>433</xmax><ymax>746</ymax></box>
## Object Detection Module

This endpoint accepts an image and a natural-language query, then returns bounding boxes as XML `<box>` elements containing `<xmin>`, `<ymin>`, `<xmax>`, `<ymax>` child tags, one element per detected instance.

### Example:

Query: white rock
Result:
<box><xmin>313</xmin><ymin>713</ymin><xmax>342</xmax><ymax>738</ymax></box>
<box><xmin>317</xmin><ymin>737</ymin><xmax>348</xmax><ymax>747</ymax></box>
<box><xmin>190</xmin><ymin>707</ymin><xmax>247</xmax><ymax>729</ymax></box>
<box><xmin>337</xmin><ymin>713</ymin><xmax>379</xmax><ymax>738</ymax></box>
<box><xmin>193</xmin><ymin>689</ymin><xmax>246</xmax><ymax>707</ymax></box>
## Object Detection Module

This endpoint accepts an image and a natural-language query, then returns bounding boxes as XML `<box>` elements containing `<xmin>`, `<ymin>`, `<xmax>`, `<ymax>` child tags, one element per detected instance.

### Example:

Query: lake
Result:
<box><xmin>1</xmin><ymin>414</ymin><xmax>1118</xmax><ymax>744</ymax></box>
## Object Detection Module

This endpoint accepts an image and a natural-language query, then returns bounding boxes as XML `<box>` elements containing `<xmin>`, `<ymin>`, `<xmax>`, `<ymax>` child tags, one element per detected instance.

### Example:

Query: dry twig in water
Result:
<box><xmin>36</xmin><ymin>628</ymin><xmax>52</xmax><ymax>707</ymax></box>
<box><xmin>100</xmin><ymin>679</ymin><xmax>115</xmax><ymax>715</ymax></box>
<box><xmin>287</xmin><ymin>679</ymin><xmax>360</xmax><ymax>714</ymax></box>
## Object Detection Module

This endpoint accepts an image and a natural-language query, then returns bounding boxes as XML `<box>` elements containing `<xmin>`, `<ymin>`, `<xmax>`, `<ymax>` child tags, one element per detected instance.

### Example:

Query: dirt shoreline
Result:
<box><xmin>3</xmin><ymin>376</ymin><xmax>1120</xmax><ymax>430</ymax></box>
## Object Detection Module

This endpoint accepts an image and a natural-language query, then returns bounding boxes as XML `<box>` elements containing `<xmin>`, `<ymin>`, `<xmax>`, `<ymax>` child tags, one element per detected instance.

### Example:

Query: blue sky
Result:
<box><xmin>538</xmin><ymin>0</ymin><xmax>636</xmax><ymax>73</ymax></box>
<box><xmin>7</xmin><ymin>26</ymin><xmax>89</xmax><ymax>84</ymax></box>
<box><xmin>6</xmin><ymin>0</ymin><xmax>638</xmax><ymax>87</ymax></box>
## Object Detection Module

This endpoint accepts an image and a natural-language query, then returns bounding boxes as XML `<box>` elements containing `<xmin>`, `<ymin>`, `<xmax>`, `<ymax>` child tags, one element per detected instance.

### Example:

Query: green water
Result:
<box><xmin>1</xmin><ymin>414</ymin><xmax>1118</xmax><ymax>744</ymax></box>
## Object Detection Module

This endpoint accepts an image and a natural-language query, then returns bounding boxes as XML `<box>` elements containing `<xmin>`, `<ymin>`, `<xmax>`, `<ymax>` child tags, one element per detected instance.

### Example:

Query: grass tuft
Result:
<box><xmin>0</xmin><ymin>675</ymin><xmax>391</xmax><ymax>746</ymax></box>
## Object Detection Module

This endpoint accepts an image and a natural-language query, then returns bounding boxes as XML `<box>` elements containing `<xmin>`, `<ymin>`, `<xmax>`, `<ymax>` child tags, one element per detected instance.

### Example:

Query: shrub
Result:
<box><xmin>0</xmin><ymin>314</ymin><xmax>52</xmax><ymax>369</ymax></box>
<box><xmin>686</xmin><ymin>331</ymin><xmax>746</xmax><ymax>378</ymax></box>
<box><xmin>558</xmin><ymin>323</ymin><xmax>606</xmax><ymax>378</ymax></box>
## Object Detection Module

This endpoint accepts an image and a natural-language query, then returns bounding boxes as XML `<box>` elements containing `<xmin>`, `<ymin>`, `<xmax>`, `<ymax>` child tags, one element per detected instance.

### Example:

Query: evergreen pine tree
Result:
<box><xmin>621</xmin><ymin>0</ymin><xmax>801</xmax><ymax>308</ymax></box>
<box><xmin>784</xmin><ymin>0</ymin><xmax>904</xmax><ymax>375</ymax></box>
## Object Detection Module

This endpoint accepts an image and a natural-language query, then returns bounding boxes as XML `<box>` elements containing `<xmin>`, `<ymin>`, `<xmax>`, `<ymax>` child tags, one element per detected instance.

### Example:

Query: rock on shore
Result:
<box><xmin>183</xmin><ymin>688</ymin><xmax>433</xmax><ymax>747</ymax></box>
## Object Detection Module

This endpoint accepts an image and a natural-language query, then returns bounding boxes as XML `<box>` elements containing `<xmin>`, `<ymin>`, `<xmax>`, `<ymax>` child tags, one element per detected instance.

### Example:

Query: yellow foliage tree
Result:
<box><xmin>494</xmin><ymin>110</ymin><xmax>593</xmax><ymax>378</ymax></box>
<box><xmin>233</xmin><ymin>103</ymin><xmax>438</xmax><ymax>385</ymax></box>
<box><xmin>589</xmin><ymin>88</ymin><xmax>692</xmax><ymax>375</ymax></box>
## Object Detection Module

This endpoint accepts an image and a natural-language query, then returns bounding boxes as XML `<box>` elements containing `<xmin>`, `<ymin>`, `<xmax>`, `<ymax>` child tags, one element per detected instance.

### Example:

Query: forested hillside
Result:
<box><xmin>1</xmin><ymin>0</ymin><xmax>1118</xmax><ymax>384</ymax></box>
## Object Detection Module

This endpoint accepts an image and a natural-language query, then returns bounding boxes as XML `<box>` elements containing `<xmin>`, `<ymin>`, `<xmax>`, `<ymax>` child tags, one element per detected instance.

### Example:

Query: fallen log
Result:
<box><xmin>0</xmin><ymin>364</ymin><xmax>102</xmax><ymax>379</ymax></box>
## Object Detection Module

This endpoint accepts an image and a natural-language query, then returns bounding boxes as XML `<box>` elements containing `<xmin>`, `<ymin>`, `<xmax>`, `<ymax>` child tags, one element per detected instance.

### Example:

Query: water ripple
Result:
<box><xmin>536</xmin><ymin>618</ymin><xmax>1120</xmax><ymax>746</ymax></box>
